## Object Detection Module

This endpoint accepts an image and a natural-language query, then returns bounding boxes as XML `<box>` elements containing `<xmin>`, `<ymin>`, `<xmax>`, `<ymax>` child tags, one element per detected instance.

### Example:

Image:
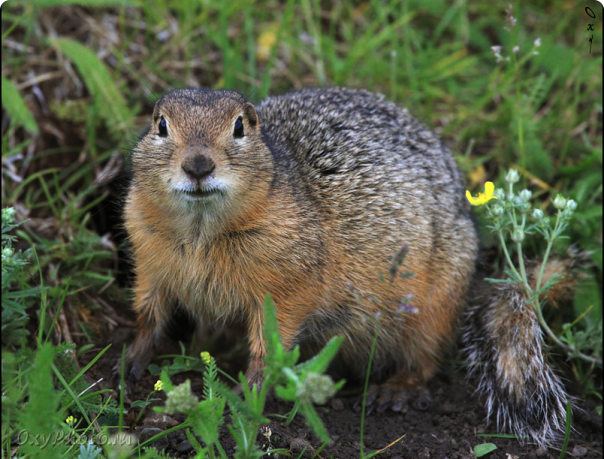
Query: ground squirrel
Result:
<box><xmin>122</xmin><ymin>87</ymin><xmax>569</xmax><ymax>446</ymax></box>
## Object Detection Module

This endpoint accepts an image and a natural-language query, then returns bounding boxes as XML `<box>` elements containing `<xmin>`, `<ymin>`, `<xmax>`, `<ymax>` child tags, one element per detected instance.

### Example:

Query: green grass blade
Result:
<box><xmin>31</xmin><ymin>0</ymin><xmax>140</xmax><ymax>7</ymax></box>
<box><xmin>558</xmin><ymin>401</ymin><xmax>572</xmax><ymax>459</ymax></box>
<box><xmin>1</xmin><ymin>75</ymin><xmax>39</xmax><ymax>134</ymax></box>
<box><xmin>51</xmin><ymin>38</ymin><xmax>135</xmax><ymax>139</ymax></box>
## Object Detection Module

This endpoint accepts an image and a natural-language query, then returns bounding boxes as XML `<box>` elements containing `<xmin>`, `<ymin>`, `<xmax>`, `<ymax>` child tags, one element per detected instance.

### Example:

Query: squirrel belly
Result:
<box><xmin>122</xmin><ymin>87</ymin><xmax>569</xmax><ymax>447</ymax></box>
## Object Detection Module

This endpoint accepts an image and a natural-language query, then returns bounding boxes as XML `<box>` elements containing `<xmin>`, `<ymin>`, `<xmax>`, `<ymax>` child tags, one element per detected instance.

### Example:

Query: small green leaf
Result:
<box><xmin>1</xmin><ymin>76</ymin><xmax>39</xmax><ymax>134</ymax></box>
<box><xmin>188</xmin><ymin>398</ymin><xmax>226</xmax><ymax>446</ymax></box>
<box><xmin>299</xmin><ymin>402</ymin><xmax>330</xmax><ymax>443</ymax></box>
<box><xmin>130</xmin><ymin>399</ymin><xmax>159</xmax><ymax>408</ymax></box>
<box><xmin>295</xmin><ymin>335</ymin><xmax>343</xmax><ymax>375</ymax></box>
<box><xmin>473</xmin><ymin>443</ymin><xmax>497</xmax><ymax>457</ymax></box>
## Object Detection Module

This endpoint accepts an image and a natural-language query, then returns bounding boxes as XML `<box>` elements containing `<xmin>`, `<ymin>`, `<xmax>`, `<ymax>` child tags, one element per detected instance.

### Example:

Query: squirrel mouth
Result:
<box><xmin>180</xmin><ymin>188</ymin><xmax>220</xmax><ymax>199</ymax></box>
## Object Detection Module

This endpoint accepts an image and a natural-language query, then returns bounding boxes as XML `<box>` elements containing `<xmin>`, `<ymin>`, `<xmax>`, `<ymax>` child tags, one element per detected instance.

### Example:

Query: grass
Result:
<box><xmin>1</xmin><ymin>0</ymin><xmax>602</xmax><ymax>457</ymax></box>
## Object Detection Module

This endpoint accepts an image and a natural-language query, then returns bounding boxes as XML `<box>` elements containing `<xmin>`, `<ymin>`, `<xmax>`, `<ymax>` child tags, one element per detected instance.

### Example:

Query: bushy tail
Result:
<box><xmin>462</xmin><ymin>282</ymin><xmax>570</xmax><ymax>446</ymax></box>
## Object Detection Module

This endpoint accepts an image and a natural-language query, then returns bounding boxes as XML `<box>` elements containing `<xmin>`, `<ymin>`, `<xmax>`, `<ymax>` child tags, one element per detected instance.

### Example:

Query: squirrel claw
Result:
<box><xmin>354</xmin><ymin>384</ymin><xmax>380</xmax><ymax>412</ymax></box>
<box><xmin>111</xmin><ymin>354</ymin><xmax>148</xmax><ymax>396</ymax></box>
<box><xmin>358</xmin><ymin>384</ymin><xmax>427</xmax><ymax>414</ymax></box>
<box><xmin>413</xmin><ymin>389</ymin><xmax>431</xmax><ymax>411</ymax></box>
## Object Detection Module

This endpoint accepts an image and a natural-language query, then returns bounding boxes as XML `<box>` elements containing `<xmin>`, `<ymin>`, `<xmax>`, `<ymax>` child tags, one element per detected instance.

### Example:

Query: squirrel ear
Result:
<box><xmin>243</xmin><ymin>102</ymin><xmax>259</xmax><ymax>128</ymax></box>
<box><xmin>152</xmin><ymin>104</ymin><xmax>160</xmax><ymax>122</ymax></box>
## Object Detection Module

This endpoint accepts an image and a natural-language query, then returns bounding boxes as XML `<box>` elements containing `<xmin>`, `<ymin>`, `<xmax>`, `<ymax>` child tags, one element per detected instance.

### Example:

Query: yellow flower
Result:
<box><xmin>200</xmin><ymin>352</ymin><xmax>211</xmax><ymax>364</ymax></box>
<box><xmin>154</xmin><ymin>380</ymin><xmax>163</xmax><ymax>392</ymax></box>
<box><xmin>466</xmin><ymin>181</ymin><xmax>497</xmax><ymax>206</ymax></box>
<box><xmin>66</xmin><ymin>416</ymin><xmax>77</xmax><ymax>426</ymax></box>
<box><xmin>256</xmin><ymin>25</ymin><xmax>279</xmax><ymax>62</ymax></box>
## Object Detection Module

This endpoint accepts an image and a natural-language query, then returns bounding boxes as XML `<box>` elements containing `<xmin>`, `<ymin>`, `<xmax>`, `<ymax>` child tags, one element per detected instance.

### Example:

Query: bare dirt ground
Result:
<box><xmin>89</xmin><ymin>322</ymin><xmax>603</xmax><ymax>459</ymax></box>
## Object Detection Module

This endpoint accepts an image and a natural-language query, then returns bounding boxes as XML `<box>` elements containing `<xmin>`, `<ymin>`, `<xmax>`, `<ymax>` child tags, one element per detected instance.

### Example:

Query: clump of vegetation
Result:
<box><xmin>468</xmin><ymin>172</ymin><xmax>602</xmax><ymax>367</ymax></box>
<box><xmin>152</xmin><ymin>296</ymin><xmax>343</xmax><ymax>459</ymax></box>
<box><xmin>2</xmin><ymin>207</ymin><xmax>34</xmax><ymax>348</ymax></box>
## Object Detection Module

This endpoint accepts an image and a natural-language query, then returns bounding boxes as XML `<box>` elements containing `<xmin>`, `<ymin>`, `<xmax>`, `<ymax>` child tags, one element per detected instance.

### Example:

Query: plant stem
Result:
<box><xmin>360</xmin><ymin>317</ymin><xmax>381</xmax><ymax>459</ymax></box>
<box><xmin>530</xmin><ymin>295</ymin><xmax>601</xmax><ymax>365</ymax></box>
<box><xmin>516</xmin><ymin>242</ymin><xmax>531</xmax><ymax>294</ymax></box>
<box><xmin>517</xmin><ymin>210</ymin><xmax>602</xmax><ymax>365</ymax></box>
<box><xmin>215</xmin><ymin>441</ymin><xmax>228</xmax><ymax>459</ymax></box>
<box><xmin>535</xmin><ymin>210</ymin><xmax>561</xmax><ymax>294</ymax></box>
<box><xmin>498</xmin><ymin>231</ymin><xmax>523</xmax><ymax>282</ymax></box>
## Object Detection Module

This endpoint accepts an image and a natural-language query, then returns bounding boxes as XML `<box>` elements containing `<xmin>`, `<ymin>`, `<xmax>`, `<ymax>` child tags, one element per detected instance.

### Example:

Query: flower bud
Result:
<box><xmin>566</xmin><ymin>199</ymin><xmax>577</xmax><ymax>211</ymax></box>
<box><xmin>297</xmin><ymin>372</ymin><xmax>337</xmax><ymax>405</ymax></box>
<box><xmin>505</xmin><ymin>169</ymin><xmax>520</xmax><ymax>184</ymax></box>
<box><xmin>2</xmin><ymin>207</ymin><xmax>16</xmax><ymax>227</ymax></box>
<box><xmin>521</xmin><ymin>202</ymin><xmax>531</xmax><ymax>213</ymax></box>
<box><xmin>532</xmin><ymin>208</ymin><xmax>544</xmax><ymax>220</ymax></box>
<box><xmin>511</xmin><ymin>227</ymin><xmax>525</xmax><ymax>243</ymax></box>
<box><xmin>553</xmin><ymin>195</ymin><xmax>567</xmax><ymax>210</ymax></box>
<box><xmin>164</xmin><ymin>380</ymin><xmax>199</xmax><ymax>415</ymax></box>
<box><xmin>513</xmin><ymin>196</ymin><xmax>524</xmax><ymax>207</ymax></box>
<box><xmin>519</xmin><ymin>189</ymin><xmax>532</xmax><ymax>202</ymax></box>
<box><xmin>106</xmin><ymin>433</ymin><xmax>136</xmax><ymax>456</ymax></box>
<box><xmin>493</xmin><ymin>188</ymin><xmax>505</xmax><ymax>200</ymax></box>
<box><xmin>492</xmin><ymin>205</ymin><xmax>504</xmax><ymax>216</ymax></box>
<box><xmin>2</xmin><ymin>247</ymin><xmax>14</xmax><ymax>265</ymax></box>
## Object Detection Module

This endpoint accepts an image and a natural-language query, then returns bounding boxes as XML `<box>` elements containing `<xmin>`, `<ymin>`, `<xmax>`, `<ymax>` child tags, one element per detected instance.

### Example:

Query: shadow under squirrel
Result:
<box><xmin>122</xmin><ymin>87</ymin><xmax>569</xmax><ymax>446</ymax></box>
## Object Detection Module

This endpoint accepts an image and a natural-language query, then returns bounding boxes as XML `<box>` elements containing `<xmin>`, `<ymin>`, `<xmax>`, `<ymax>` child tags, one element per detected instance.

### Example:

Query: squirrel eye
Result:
<box><xmin>158</xmin><ymin>116</ymin><xmax>168</xmax><ymax>137</ymax></box>
<box><xmin>233</xmin><ymin>116</ymin><xmax>244</xmax><ymax>138</ymax></box>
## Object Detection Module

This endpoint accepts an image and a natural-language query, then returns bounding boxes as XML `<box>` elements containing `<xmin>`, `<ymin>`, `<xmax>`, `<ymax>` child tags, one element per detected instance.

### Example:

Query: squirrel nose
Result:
<box><xmin>181</xmin><ymin>155</ymin><xmax>216</xmax><ymax>181</ymax></box>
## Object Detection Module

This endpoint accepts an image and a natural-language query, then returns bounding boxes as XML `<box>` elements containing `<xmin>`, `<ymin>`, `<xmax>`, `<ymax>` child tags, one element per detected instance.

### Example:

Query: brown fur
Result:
<box><xmin>123</xmin><ymin>87</ymin><xmax>478</xmax><ymax>390</ymax></box>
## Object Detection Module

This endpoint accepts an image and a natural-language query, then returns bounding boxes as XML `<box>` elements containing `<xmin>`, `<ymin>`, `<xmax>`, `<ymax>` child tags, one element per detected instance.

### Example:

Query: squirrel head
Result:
<box><xmin>132</xmin><ymin>89</ymin><xmax>273</xmax><ymax>226</ymax></box>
